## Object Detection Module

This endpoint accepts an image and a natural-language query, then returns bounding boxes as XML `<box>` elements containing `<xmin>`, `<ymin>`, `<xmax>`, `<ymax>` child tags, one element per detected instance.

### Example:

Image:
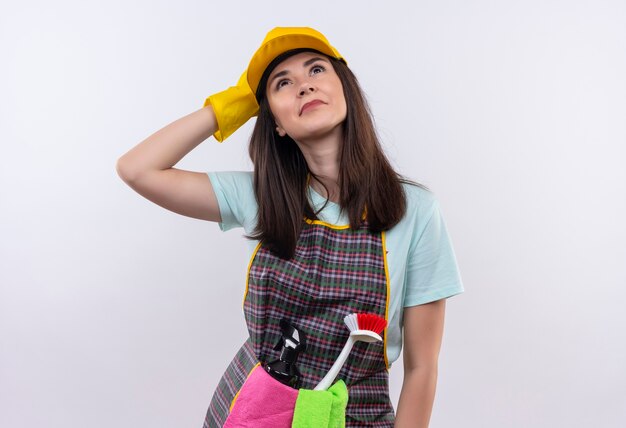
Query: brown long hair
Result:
<box><xmin>247</xmin><ymin>49</ymin><xmax>429</xmax><ymax>259</ymax></box>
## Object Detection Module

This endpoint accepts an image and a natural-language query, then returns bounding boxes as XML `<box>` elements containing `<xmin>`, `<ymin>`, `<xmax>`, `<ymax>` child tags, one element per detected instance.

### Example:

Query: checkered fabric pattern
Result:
<box><xmin>203</xmin><ymin>221</ymin><xmax>394</xmax><ymax>427</ymax></box>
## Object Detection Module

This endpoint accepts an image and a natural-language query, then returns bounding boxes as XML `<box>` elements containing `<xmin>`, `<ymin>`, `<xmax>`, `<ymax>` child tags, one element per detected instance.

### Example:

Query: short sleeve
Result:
<box><xmin>403</xmin><ymin>200</ymin><xmax>465</xmax><ymax>307</ymax></box>
<box><xmin>207</xmin><ymin>171</ymin><xmax>257</xmax><ymax>232</ymax></box>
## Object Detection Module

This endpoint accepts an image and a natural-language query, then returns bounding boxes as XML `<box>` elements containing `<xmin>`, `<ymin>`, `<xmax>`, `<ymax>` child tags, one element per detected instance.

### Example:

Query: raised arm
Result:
<box><xmin>115</xmin><ymin>106</ymin><xmax>222</xmax><ymax>222</ymax></box>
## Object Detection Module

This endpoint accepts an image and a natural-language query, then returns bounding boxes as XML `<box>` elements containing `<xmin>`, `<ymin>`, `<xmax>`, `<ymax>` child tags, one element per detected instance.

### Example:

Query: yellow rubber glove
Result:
<box><xmin>203</xmin><ymin>71</ymin><xmax>259</xmax><ymax>142</ymax></box>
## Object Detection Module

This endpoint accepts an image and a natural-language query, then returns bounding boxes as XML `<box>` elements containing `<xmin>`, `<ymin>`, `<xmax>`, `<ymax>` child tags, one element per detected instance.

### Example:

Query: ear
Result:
<box><xmin>275</xmin><ymin>125</ymin><xmax>287</xmax><ymax>137</ymax></box>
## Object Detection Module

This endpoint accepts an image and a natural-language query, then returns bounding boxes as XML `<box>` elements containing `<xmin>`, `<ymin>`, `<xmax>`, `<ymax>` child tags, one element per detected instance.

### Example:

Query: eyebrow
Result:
<box><xmin>268</xmin><ymin>57</ymin><xmax>329</xmax><ymax>87</ymax></box>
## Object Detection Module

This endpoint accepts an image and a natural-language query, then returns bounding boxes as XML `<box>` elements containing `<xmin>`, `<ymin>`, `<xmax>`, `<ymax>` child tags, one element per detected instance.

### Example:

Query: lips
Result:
<box><xmin>300</xmin><ymin>99</ymin><xmax>325</xmax><ymax>115</ymax></box>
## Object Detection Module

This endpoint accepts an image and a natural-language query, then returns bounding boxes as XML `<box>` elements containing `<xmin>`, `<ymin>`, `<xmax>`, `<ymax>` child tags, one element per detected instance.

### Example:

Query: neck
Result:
<box><xmin>295</xmin><ymin>129</ymin><xmax>342</xmax><ymax>203</ymax></box>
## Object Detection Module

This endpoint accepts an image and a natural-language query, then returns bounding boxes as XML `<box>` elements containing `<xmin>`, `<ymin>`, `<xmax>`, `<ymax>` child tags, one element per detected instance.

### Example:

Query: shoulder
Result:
<box><xmin>207</xmin><ymin>171</ymin><xmax>257</xmax><ymax>232</ymax></box>
<box><xmin>208</xmin><ymin>170</ymin><xmax>254</xmax><ymax>197</ymax></box>
<box><xmin>206</xmin><ymin>171</ymin><xmax>256</xmax><ymax>209</ymax></box>
<box><xmin>400</xmin><ymin>181</ymin><xmax>439</xmax><ymax>219</ymax></box>
<box><xmin>383</xmin><ymin>181</ymin><xmax>442</xmax><ymax>240</ymax></box>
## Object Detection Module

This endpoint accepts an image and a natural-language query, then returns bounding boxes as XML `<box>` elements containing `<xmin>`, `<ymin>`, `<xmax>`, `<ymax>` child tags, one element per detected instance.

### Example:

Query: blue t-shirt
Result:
<box><xmin>207</xmin><ymin>171</ymin><xmax>464</xmax><ymax>365</ymax></box>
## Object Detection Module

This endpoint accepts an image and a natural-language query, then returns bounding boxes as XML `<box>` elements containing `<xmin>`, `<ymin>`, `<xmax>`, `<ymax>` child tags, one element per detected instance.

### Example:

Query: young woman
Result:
<box><xmin>116</xmin><ymin>27</ymin><xmax>464</xmax><ymax>428</ymax></box>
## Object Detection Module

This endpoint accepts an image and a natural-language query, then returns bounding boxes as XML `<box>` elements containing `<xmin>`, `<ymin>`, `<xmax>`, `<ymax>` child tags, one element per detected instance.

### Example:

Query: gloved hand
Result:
<box><xmin>203</xmin><ymin>70</ymin><xmax>259</xmax><ymax>142</ymax></box>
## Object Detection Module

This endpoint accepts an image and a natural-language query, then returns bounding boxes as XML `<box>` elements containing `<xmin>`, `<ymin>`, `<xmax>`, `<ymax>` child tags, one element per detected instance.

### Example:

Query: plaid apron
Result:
<box><xmin>203</xmin><ymin>218</ymin><xmax>395</xmax><ymax>427</ymax></box>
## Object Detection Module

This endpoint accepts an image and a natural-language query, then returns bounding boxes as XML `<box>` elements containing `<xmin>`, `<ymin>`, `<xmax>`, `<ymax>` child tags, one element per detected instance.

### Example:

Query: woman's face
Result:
<box><xmin>265</xmin><ymin>51</ymin><xmax>347</xmax><ymax>142</ymax></box>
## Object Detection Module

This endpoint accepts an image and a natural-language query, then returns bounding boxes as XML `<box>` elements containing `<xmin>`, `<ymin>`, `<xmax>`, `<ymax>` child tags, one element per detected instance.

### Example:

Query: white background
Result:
<box><xmin>1</xmin><ymin>1</ymin><xmax>625</xmax><ymax>427</ymax></box>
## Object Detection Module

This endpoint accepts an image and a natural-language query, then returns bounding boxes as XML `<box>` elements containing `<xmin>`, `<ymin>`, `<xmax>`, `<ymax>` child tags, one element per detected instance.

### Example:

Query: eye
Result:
<box><xmin>276</xmin><ymin>78</ymin><xmax>290</xmax><ymax>90</ymax></box>
<box><xmin>311</xmin><ymin>64</ymin><xmax>325</xmax><ymax>75</ymax></box>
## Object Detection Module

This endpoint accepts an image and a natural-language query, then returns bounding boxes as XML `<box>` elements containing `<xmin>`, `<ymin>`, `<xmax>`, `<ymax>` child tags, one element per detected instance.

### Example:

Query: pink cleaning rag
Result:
<box><xmin>224</xmin><ymin>365</ymin><xmax>300</xmax><ymax>428</ymax></box>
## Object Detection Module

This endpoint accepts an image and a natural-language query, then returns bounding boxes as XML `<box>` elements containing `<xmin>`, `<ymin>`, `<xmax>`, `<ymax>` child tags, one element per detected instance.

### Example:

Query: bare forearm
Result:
<box><xmin>395</xmin><ymin>368</ymin><xmax>438</xmax><ymax>428</ymax></box>
<box><xmin>116</xmin><ymin>106</ymin><xmax>217</xmax><ymax>180</ymax></box>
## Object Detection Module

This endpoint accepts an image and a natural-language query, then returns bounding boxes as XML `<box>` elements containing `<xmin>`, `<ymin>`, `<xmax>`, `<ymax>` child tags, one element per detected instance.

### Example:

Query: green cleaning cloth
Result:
<box><xmin>291</xmin><ymin>380</ymin><xmax>349</xmax><ymax>428</ymax></box>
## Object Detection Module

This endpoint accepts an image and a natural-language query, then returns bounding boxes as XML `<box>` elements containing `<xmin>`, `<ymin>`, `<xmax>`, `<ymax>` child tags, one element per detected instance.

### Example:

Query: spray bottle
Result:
<box><xmin>263</xmin><ymin>318</ymin><xmax>307</xmax><ymax>389</ymax></box>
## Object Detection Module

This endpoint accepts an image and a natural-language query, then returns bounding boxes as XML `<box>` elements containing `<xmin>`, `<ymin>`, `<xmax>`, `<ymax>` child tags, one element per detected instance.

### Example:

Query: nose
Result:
<box><xmin>298</xmin><ymin>83</ymin><xmax>315</xmax><ymax>96</ymax></box>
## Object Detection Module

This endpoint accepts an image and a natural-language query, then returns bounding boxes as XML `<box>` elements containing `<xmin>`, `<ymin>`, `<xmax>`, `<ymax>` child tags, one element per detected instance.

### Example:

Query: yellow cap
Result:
<box><xmin>246</xmin><ymin>27</ymin><xmax>346</xmax><ymax>95</ymax></box>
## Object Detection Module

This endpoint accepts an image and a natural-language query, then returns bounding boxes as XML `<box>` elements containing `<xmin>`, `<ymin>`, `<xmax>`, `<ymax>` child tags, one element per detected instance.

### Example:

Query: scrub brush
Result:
<box><xmin>314</xmin><ymin>313</ymin><xmax>387</xmax><ymax>391</ymax></box>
